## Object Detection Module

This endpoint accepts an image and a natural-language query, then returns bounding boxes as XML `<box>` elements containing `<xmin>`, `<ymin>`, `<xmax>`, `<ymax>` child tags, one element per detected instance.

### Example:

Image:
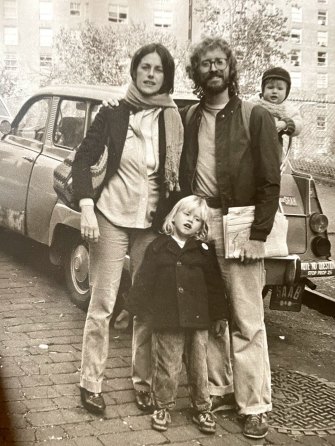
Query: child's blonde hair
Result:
<box><xmin>162</xmin><ymin>195</ymin><xmax>210</xmax><ymax>241</ymax></box>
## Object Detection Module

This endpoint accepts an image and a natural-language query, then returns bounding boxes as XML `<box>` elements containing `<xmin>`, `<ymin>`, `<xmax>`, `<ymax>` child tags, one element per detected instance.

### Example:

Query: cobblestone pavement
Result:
<box><xmin>1</xmin><ymin>230</ymin><xmax>335</xmax><ymax>446</ymax></box>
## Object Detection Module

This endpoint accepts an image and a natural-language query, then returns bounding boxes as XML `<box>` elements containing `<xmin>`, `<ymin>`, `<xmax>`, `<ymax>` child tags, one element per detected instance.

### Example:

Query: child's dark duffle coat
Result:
<box><xmin>125</xmin><ymin>234</ymin><xmax>228</xmax><ymax>330</ymax></box>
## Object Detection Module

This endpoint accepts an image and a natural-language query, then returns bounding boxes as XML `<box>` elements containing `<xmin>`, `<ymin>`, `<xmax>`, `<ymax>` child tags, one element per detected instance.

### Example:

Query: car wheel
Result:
<box><xmin>64</xmin><ymin>236</ymin><xmax>90</xmax><ymax>311</ymax></box>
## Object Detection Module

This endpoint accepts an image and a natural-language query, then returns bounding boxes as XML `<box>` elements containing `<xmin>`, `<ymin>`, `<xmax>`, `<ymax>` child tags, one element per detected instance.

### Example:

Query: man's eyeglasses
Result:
<box><xmin>200</xmin><ymin>58</ymin><xmax>228</xmax><ymax>70</ymax></box>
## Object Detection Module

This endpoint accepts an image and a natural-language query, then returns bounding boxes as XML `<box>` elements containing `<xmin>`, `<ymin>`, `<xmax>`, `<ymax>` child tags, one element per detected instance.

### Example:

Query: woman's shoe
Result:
<box><xmin>80</xmin><ymin>387</ymin><xmax>106</xmax><ymax>414</ymax></box>
<box><xmin>135</xmin><ymin>390</ymin><xmax>153</xmax><ymax>412</ymax></box>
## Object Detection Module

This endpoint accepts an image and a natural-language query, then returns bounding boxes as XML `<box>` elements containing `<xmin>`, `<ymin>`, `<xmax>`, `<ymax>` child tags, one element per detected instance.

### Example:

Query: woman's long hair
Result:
<box><xmin>130</xmin><ymin>43</ymin><xmax>175</xmax><ymax>94</ymax></box>
<box><xmin>186</xmin><ymin>37</ymin><xmax>239</xmax><ymax>99</ymax></box>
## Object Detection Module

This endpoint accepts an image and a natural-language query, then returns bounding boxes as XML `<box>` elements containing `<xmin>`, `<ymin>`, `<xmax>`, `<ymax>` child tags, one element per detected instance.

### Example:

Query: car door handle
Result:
<box><xmin>22</xmin><ymin>156</ymin><xmax>34</xmax><ymax>163</ymax></box>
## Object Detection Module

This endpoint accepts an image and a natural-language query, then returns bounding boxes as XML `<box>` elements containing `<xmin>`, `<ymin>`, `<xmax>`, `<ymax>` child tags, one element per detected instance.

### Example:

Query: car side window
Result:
<box><xmin>14</xmin><ymin>98</ymin><xmax>50</xmax><ymax>142</ymax></box>
<box><xmin>54</xmin><ymin>99</ymin><xmax>86</xmax><ymax>150</ymax></box>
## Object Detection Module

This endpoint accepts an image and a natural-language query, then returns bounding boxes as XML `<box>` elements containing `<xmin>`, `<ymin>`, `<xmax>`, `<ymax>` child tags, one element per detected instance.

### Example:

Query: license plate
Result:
<box><xmin>269</xmin><ymin>282</ymin><xmax>304</xmax><ymax>312</ymax></box>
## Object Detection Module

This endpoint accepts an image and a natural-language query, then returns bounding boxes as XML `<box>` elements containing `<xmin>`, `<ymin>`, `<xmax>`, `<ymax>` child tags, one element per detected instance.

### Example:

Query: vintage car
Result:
<box><xmin>0</xmin><ymin>85</ymin><xmax>333</xmax><ymax>312</ymax></box>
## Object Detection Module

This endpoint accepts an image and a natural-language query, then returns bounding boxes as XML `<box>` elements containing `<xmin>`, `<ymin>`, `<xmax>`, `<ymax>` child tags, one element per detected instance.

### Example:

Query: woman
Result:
<box><xmin>72</xmin><ymin>43</ymin><xmax>184</xmax><ymax>415</ymax></box>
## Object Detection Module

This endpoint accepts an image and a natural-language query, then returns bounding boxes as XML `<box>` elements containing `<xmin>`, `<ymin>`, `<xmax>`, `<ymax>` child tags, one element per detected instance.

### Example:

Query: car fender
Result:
<box><xmin>49</xmin><ymin>202</ymin><xmax>81</xmax><ymax>265</ymax></box>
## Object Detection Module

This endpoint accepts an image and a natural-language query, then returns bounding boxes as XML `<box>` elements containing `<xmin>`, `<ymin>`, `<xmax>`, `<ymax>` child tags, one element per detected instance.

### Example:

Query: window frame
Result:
<box><xmin>153</xmin><ymin>8</ymin><xmax>173</xmax><ymax>28</ymax></box>
<box><xmin>291</xmin><ymin>6</ymin><xmax>302</xmax><ymax>22</ymax></box>
<box><xmin>318</xmin><ymin>10</ymin><xmax>327</xmax><ymax>26</ymax></box>
<box><xmin>291</xmin><ymin>29</ymin><xmax>302</xmax><ymax>44</ymax></box>
<box><xmin>39</xmin><ymin>1</ymin><xmax>53</xmax><ymax>20</ymax></box>
<box><xmin>39</xmin><ymin>27</ymin><xmax>53</xmax><ymax>47</ymax></box>
<box><xmin>70</xmin><ymin>2</ymin><xmax>81</xmax><ymax>16</ymax></box>
<box><xmin>4</xmin><ymin>26</ymin><xmax>18</xmax><ymax>46</ymax></box>
<box><xmin>108</xmin><ymin>4</ymin><xmax>128</xmax><ymax>23</ymax></box>
<box><xmin>317</xmin><ymin>51</ymin><xmax>327</xmax><ymax>67</ymax></box>
<box><xmin>4</xmin><ymin>0</ymin><xmax>17</xmax><ymax>19</ymax></box>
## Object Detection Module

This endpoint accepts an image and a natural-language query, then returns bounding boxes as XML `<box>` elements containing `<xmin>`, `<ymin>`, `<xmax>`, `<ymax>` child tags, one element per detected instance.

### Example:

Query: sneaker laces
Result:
<box><xmin>155</xmin><ymin>409</ymin><xmax>167</xmax><ymax>420</ymax></box>
<box><xmin>248</xmin><ymin>413</ymin><xmax>266</xmax><ymax>425</ymax></box>
<box><xmin>199</xmin><ymin>411</ymin><xmax>214</xmax><ymax>424</ymax></box>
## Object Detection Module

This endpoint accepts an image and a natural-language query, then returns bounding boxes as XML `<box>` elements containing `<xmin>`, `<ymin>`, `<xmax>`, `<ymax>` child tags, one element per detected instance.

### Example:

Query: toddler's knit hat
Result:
<box><xmin>261</xmin><ymin>67</ymin><xmax>291</xmax><ymax>99</ymax></box>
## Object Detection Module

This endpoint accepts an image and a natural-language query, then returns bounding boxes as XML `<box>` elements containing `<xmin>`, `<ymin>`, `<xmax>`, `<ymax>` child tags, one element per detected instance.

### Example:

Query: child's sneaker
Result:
<box><xmin>151</xmin><ymin>408</ymin><xmax>171</xmax><ymax>431</ymax></box>
<box><xmin>192</xmin><ymin>410</ymin><xmax>216</xmax><ymax>434</ymax></box>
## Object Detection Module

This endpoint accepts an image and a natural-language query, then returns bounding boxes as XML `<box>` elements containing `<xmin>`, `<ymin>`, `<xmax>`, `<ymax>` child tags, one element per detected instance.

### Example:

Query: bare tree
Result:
<box><xmin>45</xmin><ymin>22</ymin><xmax>191</xmax><ymax>92</ymax></box>
<box><xmin>194</xmin><ymin>0</ymin><xmax>290</xmax><ymax>95</ymax></box>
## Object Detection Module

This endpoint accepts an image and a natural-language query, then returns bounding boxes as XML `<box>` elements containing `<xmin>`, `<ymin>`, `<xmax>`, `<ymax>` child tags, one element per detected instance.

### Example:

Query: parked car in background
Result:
<box><xmin>0</xmin><ymin>85</ymin><xmax>333</xmax><ymax>312</ymax></box>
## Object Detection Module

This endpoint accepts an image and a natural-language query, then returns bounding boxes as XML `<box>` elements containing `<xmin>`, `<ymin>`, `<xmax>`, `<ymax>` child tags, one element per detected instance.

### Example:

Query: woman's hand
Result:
<box><xmin>114</xmin><ymin>309</ymin><xmax>130</xmax><ymax>330</ymax></box>
<box><xmin>81</xmin><ymin>205</ymin><xmax>100</xmax><ymax>243</ymax></box>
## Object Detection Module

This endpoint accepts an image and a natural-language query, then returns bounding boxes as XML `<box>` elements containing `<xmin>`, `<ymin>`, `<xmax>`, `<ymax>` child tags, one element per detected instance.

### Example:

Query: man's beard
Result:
<box><xmin>200</xmin><ymin>72</ymin><xmax>229</xmax><ymax>95</ymax></box>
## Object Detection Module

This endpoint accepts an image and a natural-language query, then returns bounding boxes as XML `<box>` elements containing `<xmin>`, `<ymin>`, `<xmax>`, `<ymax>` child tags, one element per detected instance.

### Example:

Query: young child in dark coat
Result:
<box><xmin>124</xmin><ymin>195</ymin><xmax>228</xmax><ymax>434</ymax></box>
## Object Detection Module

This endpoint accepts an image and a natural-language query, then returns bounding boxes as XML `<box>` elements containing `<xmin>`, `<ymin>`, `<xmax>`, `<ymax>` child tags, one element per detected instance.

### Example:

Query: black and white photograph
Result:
<box><xmin>0</xmin><ymin>1</ymin><xmax>334</xmax><ymax>445</ymax></box>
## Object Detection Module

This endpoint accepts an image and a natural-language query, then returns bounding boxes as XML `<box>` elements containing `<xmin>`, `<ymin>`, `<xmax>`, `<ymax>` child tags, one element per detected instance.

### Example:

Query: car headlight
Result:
<box><xmin>309</xmin><ymin>213</ymin><xmax>328</xmax><ymax>233</ymax></box>
<box><xmin>311</xmin><ymin>236</ymin><xmax>331</xmax><ymax>257</ymax></box>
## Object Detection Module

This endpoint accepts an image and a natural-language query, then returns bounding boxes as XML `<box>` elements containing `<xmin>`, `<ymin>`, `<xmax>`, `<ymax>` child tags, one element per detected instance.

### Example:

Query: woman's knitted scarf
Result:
<box><xmin>254</xmin><ymin>97</ymin><xmax>289</xmax><ymax>121</ymax></box>
<box><xmin>124</xmin><ymin>81</ymin><xmax>184</xmax><ymax>193</ymax></box>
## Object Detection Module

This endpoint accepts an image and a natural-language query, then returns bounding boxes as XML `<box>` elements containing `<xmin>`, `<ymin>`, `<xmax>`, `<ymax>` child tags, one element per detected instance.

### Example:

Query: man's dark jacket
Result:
<box><xmin>179</xmin><ymin>95</ymin><xmax>281</xmax><ymax>242</ymax></box>
<box><xmin>72</xmin><ymin>101</ymin><xmax>172</xmax><ymax>231</ymax></box>
<box><xmin>125</xmin><ymin>235</ymin><xmax>228</xmax><ymax>330</ymax></box>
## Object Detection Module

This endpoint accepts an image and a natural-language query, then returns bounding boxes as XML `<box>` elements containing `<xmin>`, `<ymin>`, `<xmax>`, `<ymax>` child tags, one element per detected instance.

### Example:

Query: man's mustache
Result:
<box><xmin>205</xmin><ymin>72</ymin><xmax>224</xmax><ymax>80</ymax></box>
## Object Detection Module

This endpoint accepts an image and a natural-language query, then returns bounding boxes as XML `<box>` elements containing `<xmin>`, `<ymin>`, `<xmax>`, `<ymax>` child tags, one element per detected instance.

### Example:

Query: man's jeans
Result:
<box><xmin>152</xmin><ymin>329</ymin><xmax>211</xmax><ymax>412</ymax></box>
<box><xmin>80</xmin><ymin>212</ymin><xmax>157</xmax><ymax>393</ymax></box>
<box><xmin>208</xmin><ymin>208</ymin><xmax>272</xmax><ymax>415</ymax></box>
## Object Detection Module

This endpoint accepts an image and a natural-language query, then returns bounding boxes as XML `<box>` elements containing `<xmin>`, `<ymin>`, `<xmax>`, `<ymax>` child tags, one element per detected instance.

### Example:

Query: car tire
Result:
<box><xmin>64</xmin><ymin>236</ymin><xmax>90</xmax><ymax>311</ymax></box>
<box><xmin>63</xmin><ymin>235</ymin><xmax>132</xmax><ymax>316</ymax></box>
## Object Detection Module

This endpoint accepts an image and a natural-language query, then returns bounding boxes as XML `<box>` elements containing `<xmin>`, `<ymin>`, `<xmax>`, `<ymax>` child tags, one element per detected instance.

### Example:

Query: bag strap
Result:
<box><xmin>184</xmin><ymin>103</ymin><xmax>198</xmax><ymax>127</ymax></box>
<box><xmin>241</xmin><ymin>100</ymin><xmax>255</xmax><ymax>142</ymax></box>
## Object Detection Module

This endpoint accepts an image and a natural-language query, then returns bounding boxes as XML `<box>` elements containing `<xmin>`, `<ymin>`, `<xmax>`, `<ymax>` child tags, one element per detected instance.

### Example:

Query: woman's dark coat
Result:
<box><xmin>72</xmin><ymin>101</ymin><xmax>173</xmax><ymax>231</ymax></box>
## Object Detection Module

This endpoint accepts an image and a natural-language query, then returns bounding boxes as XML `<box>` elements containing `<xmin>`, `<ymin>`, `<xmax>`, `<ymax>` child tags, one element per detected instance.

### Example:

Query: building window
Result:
<box><xmin>40</xmin><ymin>54</ymin><xmax>52</xmax><ymax>67</ymax></box>
<box><xmin>70</xmin><ymin>2</ymin><xmax>81</xmax><ymax>16</ymax></box>
<box><xmin>290</xmin><ymin>72</ymin><xmax>301</xmax><ymax>89</ymax></box>
<box><xmin>316</xmin><ymin>116</ymin><xmax>326</xmax><ymax>131</ymax></box>
<box><xmin>316</xmin><ymin>136</ymin><xmax>326</xmax><ymax>153</ymax></box>
<box><xmin>317</xmin><ymin>51</ymin><xmax>327</xmax><ymax>67</ymax></box>
<box><xmin>317</xmin><ymin>31</ymin><xmax>327</xmax><ymax>47</ymax></box>
<box><xmin>317</xmin><ymin>73</ymin><xmax>328</xmax><ymax>89</ymax></box>
<box><xmin>40</xmin><ymin>28</ymin><xmax>53</xmax><ymax>47</ymax></box>
<box><xmin>290</xmin><ymin>50</ymin><xmax>301</xmax><ymax>67</ymax></box>
<box><xmin>291</xmin><ymin>29</ymin><xmax>301</xmax><ymax>44</ymax></box>
<box><xmin>4</xmin><ymin>27</ymin><xmax>18</xmax><ymax>45</ymax></box>
<box><xmin>108</xmin><ymin>4</ymin><xmax>128</xmax><ymax>22</ymax></box>
<box><xmin>318</xmin><ymin>10</ymin><xmax>327</xmax><ymax>26</ymax></box>
<box><xmin>291</xmin><ymin>6</ymin><xmax>302</xmax><ymax>22</ymax></box>
<box><xmin>4</xmin><ymin>0</ymin><xmax>17</xmax><ymax>19</ymax></box>
<box><xmin>4</xmin><ymin>53</ymin><xmax>17</xmax><ymax>70</ymax></box>
<box><xmin>40</xmin><ymin>1</ymin><xmax>53</xmax><ymax>20</ymax></box>
<box><xmin>154</xmin><ymin>9</ymin><xmax>172</xmax><ymax>27</ymax></box>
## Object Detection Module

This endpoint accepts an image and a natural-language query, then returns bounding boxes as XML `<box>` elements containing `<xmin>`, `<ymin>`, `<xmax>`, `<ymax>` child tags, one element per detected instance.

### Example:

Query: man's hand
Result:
<box><xmin>212</xmin><ymin>319</ymin><xmax>228</xmax><ymax>338</ymax></box>
<box><xmin>102</xmin><ymin>97</ymin><xmax>120</xmax><ymax>108</ymax></box>
<box><xmin>81</xmin><ymin>206</ymin><xmax>100</xmax><ymax>243</ymax></box>
<box><xmin>114</xmin><ymin>309</ymin><xmax>130</xmax><ymax>330</ymax></box>
<box><xmin>239</xmin><ymin>240</ymin><xmax>265</xmax><ymax>263</ymax></box>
